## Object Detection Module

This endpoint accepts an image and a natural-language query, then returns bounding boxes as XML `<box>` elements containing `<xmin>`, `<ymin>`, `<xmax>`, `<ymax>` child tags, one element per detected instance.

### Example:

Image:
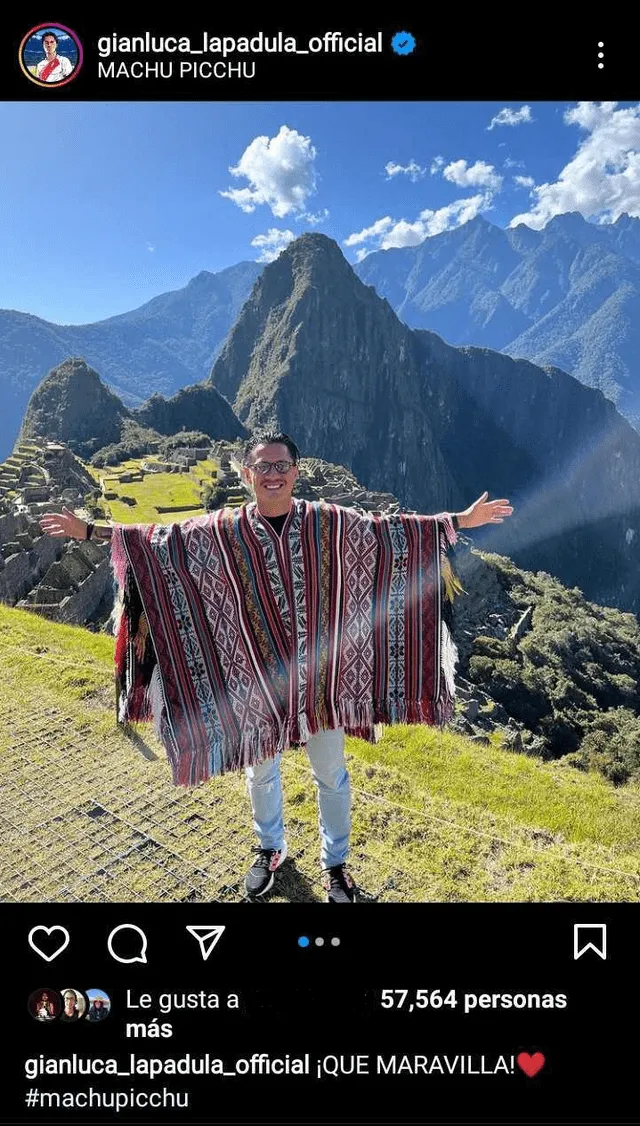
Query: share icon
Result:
<box><xmin>185</xmin><ymin>925</ymin><xmax>226</xmax><ymax>961</ymax></box>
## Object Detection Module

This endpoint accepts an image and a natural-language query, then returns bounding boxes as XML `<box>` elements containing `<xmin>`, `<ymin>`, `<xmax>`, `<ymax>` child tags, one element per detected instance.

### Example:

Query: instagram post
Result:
<box><xmin>1</xmin><ymin>20</ymin><xmax>638</xmax><ymax>1125</ymax></box>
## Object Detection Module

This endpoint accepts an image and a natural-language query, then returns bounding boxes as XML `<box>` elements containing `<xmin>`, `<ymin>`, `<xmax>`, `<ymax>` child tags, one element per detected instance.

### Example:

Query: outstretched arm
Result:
<box><xmin>454</xmin><ymin>492</ymin><xmax>513</xmax><ymax>529</ymax></box>
<box><xmin>39</xmin><ymin>507</ymin><xmax>113</xmax><ymax>541</ymax></box>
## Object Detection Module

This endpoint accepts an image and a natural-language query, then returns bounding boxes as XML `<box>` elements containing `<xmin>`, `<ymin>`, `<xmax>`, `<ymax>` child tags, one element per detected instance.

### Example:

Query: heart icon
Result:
<box><xmin>517</xmin><ymin>1052</ymin><xmax>545</xmax><ymax>1077</ymax></box>
<box><xmin>28</xmin><ymin>925</ymin><xmax>70</xmax><ymax>962</ymax></box>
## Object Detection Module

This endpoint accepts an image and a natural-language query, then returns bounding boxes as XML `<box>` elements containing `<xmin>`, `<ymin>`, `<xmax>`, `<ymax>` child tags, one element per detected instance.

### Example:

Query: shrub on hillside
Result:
<box><xmin>564</xmin><ymin>710</ymin><xmax>640</xmax><ymax>784</ymax></box>
<box><xmin>204</xmin><ymin>485</ymin><xmax>228</xmax><ymax>510</ymax></box>
<box><xmin>91</xmin><ymin>421</ymin><xmax>162</xmax><ymax>466</ymax></box>
<box><xmin>158</xmin><ymin>432</ymin><xmax>212</xmax><ymax>456</ymax></box>
<box><xmin>466</xmin><ymin>554</ymin><xmax>640</xmax><ymax>778</ymax></box>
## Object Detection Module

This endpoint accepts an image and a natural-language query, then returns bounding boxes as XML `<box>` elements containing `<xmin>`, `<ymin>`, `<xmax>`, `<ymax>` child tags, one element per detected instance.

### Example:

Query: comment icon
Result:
<box><xmin>107</xmin><ymin>924</ymin><xmax>148</xmax><ymax>964</ymax></box>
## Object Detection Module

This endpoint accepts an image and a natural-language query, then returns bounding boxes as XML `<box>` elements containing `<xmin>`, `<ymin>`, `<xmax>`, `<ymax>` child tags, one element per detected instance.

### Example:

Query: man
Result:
<box><xmin>87</xmin><ymin>997</ymin><xmax>108</xmax><ymax>1021</ymax></box>
<box><xmin>36</xmin><ymin>31</ymin><xmax>74</xmax><ymax>82</ymax></box>
<box><xmin>60</xmin><ymin>989</ymin><xmax>81</xmax><ymax>1021</ymax></box>
<box><xmin>40</xmin><ymin>433</ymin><xmax>512</xmax><ymax>903</ymax></box>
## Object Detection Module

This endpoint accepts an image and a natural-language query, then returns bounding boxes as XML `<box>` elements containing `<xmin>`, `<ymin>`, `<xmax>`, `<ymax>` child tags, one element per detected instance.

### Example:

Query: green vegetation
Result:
<box><xmin>202</xmin><ymin>483</ymin><xmax>228</xmax><ymax>509</ymax></box>
<box><xmin>2</xmin><ymin>603</ymin><xmax>638</xmax><ymax>902</ymax></box>
<box><xmin>90</xmin><ymin>420</ymin><xmax>163</xmax><ymax>467</ymax></box>
<box><xmin>84</xmin><ymin>447</ymin><xmax>225</xmax><ymax>523</ymax></box>
<box><xmin>102</xmin><ymin>466</ymin><xmax>207</xmax><ymax>524</ymax></box>
<box><xmin>468</xmin><ymin>555</ymin><xmax>640</xmax><ymax>783</ymax></box>
<box><xmin>156</xmin><ymin>432</ymin><xmax>213</xmax><ymax>455</ymax></box>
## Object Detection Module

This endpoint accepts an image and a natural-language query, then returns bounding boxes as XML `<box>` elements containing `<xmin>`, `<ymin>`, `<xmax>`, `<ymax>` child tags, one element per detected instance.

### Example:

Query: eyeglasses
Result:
<box><xmin>248</xmin><ymin>460</ymin><xmax>295</xmax><ymax>475</ymax></box>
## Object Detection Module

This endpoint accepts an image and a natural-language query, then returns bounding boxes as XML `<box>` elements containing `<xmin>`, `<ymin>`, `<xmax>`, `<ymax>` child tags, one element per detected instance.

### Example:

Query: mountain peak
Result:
<box><xmin>49</xmin><ymin>356</ymin><xmax>100</xmax><ymax>380</ymax></box>
<box><xmin>187</xmin><ymin>270</ymin><xmax>216</xmax><ymax>286</ymax></box>
<box><xmin>277</xmin><ymin>232</ymin><xmax>353</xmax><ymax>278</ymax></box>
<box><xmin>220</xmin><ymin>232</ymin><xmax>363</xmax><ymax>323</ymax></box>
<box><xmin>543</xmin><ymin>211</ymin><xmax>591</xmax><ymax>236</ymax></box>
<box><xmin>21</xmin><ymin>358</ymin><xmax>127</xmax><ymax>457</ymax></box>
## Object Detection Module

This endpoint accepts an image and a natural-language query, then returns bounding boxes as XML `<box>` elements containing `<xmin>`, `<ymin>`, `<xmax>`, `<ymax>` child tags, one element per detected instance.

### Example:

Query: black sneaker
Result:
<box><xmin>322</xmin><ymin>864</ymin><xmax>357</xmax><ymax>903</ymax></box>
<box><xmin>245</xmin><ymin>842</ymin><xmax>288</xmax><ymax>897</ymax></box>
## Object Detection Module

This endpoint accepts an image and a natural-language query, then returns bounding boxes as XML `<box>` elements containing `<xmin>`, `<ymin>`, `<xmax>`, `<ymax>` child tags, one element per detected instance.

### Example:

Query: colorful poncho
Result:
<box><xmin>112</xmin><ymin>499</ymin><xmax>460</xmax><ymax>786</ymax></box>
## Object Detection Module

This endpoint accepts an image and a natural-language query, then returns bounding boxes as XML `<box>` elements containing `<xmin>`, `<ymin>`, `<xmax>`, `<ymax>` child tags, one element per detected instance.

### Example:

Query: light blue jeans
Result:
<box><xmin>245</xmin><ymin>727</ymin><xmax>350</xmax><ymax>869</ymax></box>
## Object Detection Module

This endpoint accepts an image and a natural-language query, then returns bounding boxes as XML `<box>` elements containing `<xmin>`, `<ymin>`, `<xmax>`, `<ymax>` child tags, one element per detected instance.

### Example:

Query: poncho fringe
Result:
<box><xmin>112</xmin><ymin>500</ymin><xmax>461</xmax><ymax>786</ymax></box>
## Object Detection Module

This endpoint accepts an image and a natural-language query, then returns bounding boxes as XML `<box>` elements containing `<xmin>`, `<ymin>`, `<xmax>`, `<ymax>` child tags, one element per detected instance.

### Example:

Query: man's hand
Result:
<box><xmin>457</xmin><ymin>492</ymin><xmax>513</xmax><ymax>529</ymax></box>
<box><xmin>39</xmin><ymin>506</ymin><xmax>88</xmax><ymax>540</ymax></box>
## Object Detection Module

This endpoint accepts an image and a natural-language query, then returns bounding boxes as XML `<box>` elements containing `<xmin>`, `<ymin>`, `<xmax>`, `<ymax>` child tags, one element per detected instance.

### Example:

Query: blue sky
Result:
<box><xmin>1</xmin><ymin>100</ymin><xmax>639</xmax><ymax>324</ymax></box>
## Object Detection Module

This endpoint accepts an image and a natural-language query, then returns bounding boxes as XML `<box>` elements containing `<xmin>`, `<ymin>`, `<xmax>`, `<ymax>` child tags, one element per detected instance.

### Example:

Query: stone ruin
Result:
<box><xmin>0</xmin><ymin>439</ymin><xmax>112</xmax><ymax>626</ymax></box>
<box><xmin>294</xmin><ymin>456</ymin><xmax>406</xmax><ymax>515</ymax></box>
<box><xmin>166</xmin><ymin>445</ymin><xmax>213</xmax><ymax>467</ymax></box>
<box><xmin>16</xmin><ymin>536</ymin><xmax>112</xmax><ymax>625</ymax></box>
<box><xmin>195</xmin><ymin>444</ymin><xmax>412</xmax><ymax>516</ymax></box>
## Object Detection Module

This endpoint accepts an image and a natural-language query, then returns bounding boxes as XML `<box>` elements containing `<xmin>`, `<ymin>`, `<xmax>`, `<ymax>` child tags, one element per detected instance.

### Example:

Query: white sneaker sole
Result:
<box><xmin>246</xmin><ymin>840</ymin><xmax>288</xmax><ymax>897</ymax></box>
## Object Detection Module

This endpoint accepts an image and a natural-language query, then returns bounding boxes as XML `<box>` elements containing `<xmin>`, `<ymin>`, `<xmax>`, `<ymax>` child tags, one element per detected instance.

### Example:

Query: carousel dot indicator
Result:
<box><xmin>331</xmin><ymin>937</ymin><xmax>341</xmax><ymax>946</ymax></box>
<box><xmin>315</xmin><ymin>937</ymin><xmax>325</xmax><ymax>946</ymax></box>
<box><xmin>298</xmin><ymin>936</ymin><xmax>310</xmax><ymax>948</ymax></box>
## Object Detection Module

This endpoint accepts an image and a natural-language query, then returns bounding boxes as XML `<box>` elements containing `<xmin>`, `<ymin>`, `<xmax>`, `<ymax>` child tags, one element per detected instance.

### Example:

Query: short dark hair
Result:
<box><xmin>42</xmin><ymin>31</ymin><xmax>59</xmax><ymax>43</ymax></box>
<box><xmin>243</xmin><ymin>432</ymin><xmax>300</xmax><ymax>465</ymax></box>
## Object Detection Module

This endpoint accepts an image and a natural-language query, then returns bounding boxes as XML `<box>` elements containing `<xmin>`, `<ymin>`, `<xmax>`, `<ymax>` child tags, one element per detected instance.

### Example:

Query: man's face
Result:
<box><xmin>43</xmin><ymin>36</ymin><xmax>57</xmax><ymax>56</ymax></box>
<box><xmin>242</xmin><ymin>443</ymin><xmax>298</xmax><ymax>508</ymax></box>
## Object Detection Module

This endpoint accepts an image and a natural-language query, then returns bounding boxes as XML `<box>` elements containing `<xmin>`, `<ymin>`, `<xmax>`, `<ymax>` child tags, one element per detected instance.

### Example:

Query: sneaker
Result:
<box><xmin>245</xmin><ymin>842</ymin><xmax>288</xmax><ymax>897</ymax></box>
<box><xmin>322</xmin><ymin>864</ymin><xmax>357</xmax><ymax>903</ymax></box>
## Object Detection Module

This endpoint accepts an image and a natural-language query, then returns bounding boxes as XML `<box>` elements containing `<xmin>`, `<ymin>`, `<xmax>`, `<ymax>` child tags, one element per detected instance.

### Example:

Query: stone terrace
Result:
<box><xmin>0</xmin><ymin>439</ymin><xmax>110</xmax><ymax>624</ymax></box>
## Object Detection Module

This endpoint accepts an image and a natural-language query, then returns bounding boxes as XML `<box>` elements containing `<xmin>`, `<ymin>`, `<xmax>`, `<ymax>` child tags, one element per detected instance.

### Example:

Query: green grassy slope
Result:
<box><xmin>1</xmin><ymin>605</ymin><xmax>638</xmax><ymax>903</ymax></box>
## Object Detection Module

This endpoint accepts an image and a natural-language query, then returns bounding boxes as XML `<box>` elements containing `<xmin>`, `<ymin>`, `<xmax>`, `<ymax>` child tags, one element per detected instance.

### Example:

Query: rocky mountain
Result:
<box><xmin>0</xmin><ymin>260</ymin><xmax>262</xmax><ymax>460</ymax></box>
<box><xmin>134</xmin><ymin>384</ymin><xmax>248</xmax><ymax>441</ymax></box>
<box><xmin>5</xmin><ymin>210</ymin><xmax>640</xmax><ymax>467</ymax></box>
<box><xmin>355</xmin><ymin>212</ymin><xmax>640</xmax><ymax>428</ymax></box>
<box><xmin>20</xmin><ymin>359</ymin><xmax>128</xmax><ymax>457</ymax></box>
<box><xmin>20</xmin><ymin>358</ymin><xmax>246</xmax><ymax>459</ymax></box>
<box><xmin>14</xmin><ymin>232</ymin><xmax>640</xmax><ymax>613</ymax></box>
<box><xmin>207</xmin><ymin>232</ymin><xmax>640</xmax><ymax>613</ymax></box>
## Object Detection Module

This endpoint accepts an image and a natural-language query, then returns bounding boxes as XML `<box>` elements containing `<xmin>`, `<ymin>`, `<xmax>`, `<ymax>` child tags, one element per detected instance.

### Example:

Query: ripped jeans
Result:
<box><xmin>245</xmin><ymin>727</ymin><xmax>350</xmax><ymax>869</ymax></box>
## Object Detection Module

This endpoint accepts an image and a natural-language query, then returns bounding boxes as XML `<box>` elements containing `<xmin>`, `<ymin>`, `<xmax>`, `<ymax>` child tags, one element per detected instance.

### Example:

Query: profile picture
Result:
<box><xmin>28</xmin><ymin>989</ymin><xmax>61</xmax><ymax>1022</ymax></box>
<box><xmin>85</xmin><ymin>989</ymin><xmax>111</xmax><ymax>1022</ymax></box>
<box><xmin>19</xmin><ymin>24</ymin><xmax>83</xmax><ymax>88</ymax></box>
<box><xmin>59</xmin><ymin>987</ymin><xmax>87</xmax><ymax>1022</ymax></box>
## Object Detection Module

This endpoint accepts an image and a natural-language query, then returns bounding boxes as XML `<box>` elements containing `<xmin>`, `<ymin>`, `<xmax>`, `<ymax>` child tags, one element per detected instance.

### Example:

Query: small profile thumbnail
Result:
<box><xmin>19</xmin><ymin>24</ymin><xmax>83</xmax><ymax>88</ymax></box>
<box><xmin>85</xmin><ymin>989</ymin><xmax>111</xmax><ymax>1022</ymax></box>
<box><xmin>59</xmin><ymin>987</ymin><xmax>87</xmax><ymax>1022</ymax></box>
<box><xmin>28</xmin><ymin>989</ymin><xmax>61</xmax><ymax>1022</ymax></box>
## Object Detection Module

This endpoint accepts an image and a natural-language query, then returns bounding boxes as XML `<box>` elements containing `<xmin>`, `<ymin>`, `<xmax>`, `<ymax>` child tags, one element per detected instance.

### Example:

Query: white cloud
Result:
<box><xmin>344</xmin><ymin>216</ymin><xmax>395</xmax><ymax>247</ymax></box>
<box><xmin>297</xmin><ymin>208</ymin><xmax>329</xmax><ymax>225</ymax></box>
<box><xmin>509</xmin><ymin>101</ymin><xmax>640</xmax><ymax>229</ymax></box>
<box><xmin>384</xmin><ymin>160</ymin><xmax>426</xmax><ymax>182</ymax></box>
<box><xmin>487</xmin><ymin>105</ymin><xmax>533</xmax><ymax>130</ymax></box>
<box><xmin>443</xmin><ymin>159</ymin><xmax>503</xmax><ymax>191</ymax></box>
<box><xmin>345</xmin><ymin>152</ymin><xmax>507</xmax><ymax>259</ymax></box>
<box><xmin>220</xmin><ymin>125</ymin><xmax>317</xmax><ymax>218</ymax></box>
<box><xmin>250</xmin><ymin>228</ymin><xmax>296</xmax><ymax>262</ymax></box>
<box><xmin>514</xmin><ymin>175</ymin><xmax>535</xmax><ymax>188</ymax></box>
<box><xmin>344</xmin><ymin>194</ymin><xmax>489</xmax><ymax>258</ymax></box>
<box><xmin>146</xmin><ymin>244</ymin><xmax>155</xmax><ymax>252</ymax></box>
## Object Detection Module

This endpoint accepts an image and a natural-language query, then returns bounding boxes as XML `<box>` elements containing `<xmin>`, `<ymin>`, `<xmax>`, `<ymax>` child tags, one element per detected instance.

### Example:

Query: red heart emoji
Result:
<box><xmin>517</xmin><ymin>1052</ymin><xmax>545</xmax><ymax>1077</ymax></box>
